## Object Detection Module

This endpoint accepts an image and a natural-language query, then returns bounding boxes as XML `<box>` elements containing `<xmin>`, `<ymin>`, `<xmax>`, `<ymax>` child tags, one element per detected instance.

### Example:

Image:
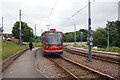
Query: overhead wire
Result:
<box><xmin>48</xmin><ymin>0</ymin><xmax>58</xmax><ymax>18</ymax></box>
<box><xmin>62</xmin><ymin>0</ymin><xmax>95</xmax><ymax>26</ymax></box>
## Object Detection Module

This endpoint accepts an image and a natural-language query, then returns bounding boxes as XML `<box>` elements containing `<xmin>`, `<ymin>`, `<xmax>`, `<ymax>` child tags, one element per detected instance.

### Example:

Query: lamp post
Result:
<box><xmin>46</xmin><ymin>25</ymin><xmax>50</xmax><ymax>31</ymax></box>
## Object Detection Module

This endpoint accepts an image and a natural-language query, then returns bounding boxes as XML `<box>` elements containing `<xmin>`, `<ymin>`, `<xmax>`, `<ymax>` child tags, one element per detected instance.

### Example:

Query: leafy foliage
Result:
<box><xmin>63</xmin><ymin>29</ymin><xmax>88</xmax><ymax>42</ymax></box>
<box><xmin>12</xmin><ymin>21</ymin><xmax>34</xmax><ymax>42</ymax></box>
<box><xmin>92</xmin><ymin>28</ymin><xmax>107</xmax><ymax>47</ymax></box>
<box><xmin>106</xmin><ymin>20</ymin><xmax>120</xmax><ymax>47</ymax></box>
<box><xmin>2</xmin><ymin>40</ymin><xmax>28</xmax><ymax>61</ymax></box>
<box><xmin>63</xmin><ymin>20</ymin><xmax>120</xmax><ymax>48</ymax></box>
<box><xmin>92</xmin><ymin>20</ymin><xmax>120</xmax><ymax>47</ymax></box>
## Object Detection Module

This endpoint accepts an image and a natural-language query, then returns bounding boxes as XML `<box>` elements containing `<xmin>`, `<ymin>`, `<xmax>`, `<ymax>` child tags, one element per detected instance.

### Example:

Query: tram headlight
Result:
<box><xmin>45</xmin><ymin>46</ymin><xmax>49</xmax><ymax>48</ymax></box>
<box><xmin>59</xmin><ymin>46</ymin><xmax>62</xmax><ymax>48</ymax></box>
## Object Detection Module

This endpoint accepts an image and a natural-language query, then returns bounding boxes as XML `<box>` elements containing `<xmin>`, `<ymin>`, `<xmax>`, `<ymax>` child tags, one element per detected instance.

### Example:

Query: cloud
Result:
<box><xmin>1</xmin><ymin>0</ymin><xmax>119</xmax><ymax>36</ymax></box>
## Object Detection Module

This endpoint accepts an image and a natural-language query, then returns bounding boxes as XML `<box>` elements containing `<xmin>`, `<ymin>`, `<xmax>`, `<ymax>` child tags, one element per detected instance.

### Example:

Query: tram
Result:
<box><xmin>41</xmin><ymin>29</ymin><xmax>63</xmax><ymax>55</ymax></box>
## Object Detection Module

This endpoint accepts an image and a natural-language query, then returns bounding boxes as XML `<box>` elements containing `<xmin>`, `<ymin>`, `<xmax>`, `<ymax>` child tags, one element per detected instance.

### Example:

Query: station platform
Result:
<box><xmin>2</xmin><ymin>47</ymin><xmax>46</xmax><ymax>79</ymax></box>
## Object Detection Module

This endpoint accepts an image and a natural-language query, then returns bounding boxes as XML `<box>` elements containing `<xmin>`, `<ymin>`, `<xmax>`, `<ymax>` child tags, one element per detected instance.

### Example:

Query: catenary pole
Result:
<box><xmin>30</xmin><ymin>30</ymin><xmax>32</xmax><ymax>42</ymax></box>
<box><xmin>107</xmin><ymin>22</ymin><xmax>109</xmax><ymax>52</ymax></box>
<box><xmin>41</xmin><ymin>29</ymin><xmax>42</xmax><ymax>35</ymax></box>
<box><xmin>70</xmin><ymin>33</ymin><xmax>71</xmax><ymax>42</ymax></box>
<box><xmin>41</xmin><ymin>29</ymin><xmax>43</xmax><ymax>42</ymax></box>
<box><xmin>1</xmin><ymin>17</ymin><xmax>3</xmax><ymax>36</ymax></box>
<box><xmin>40</xmin><ymin>29</ymin><xmax>42</xmax><ymax>40</ymax></box>
<box><xmin>88</xmin><ymin>0</ymin><xmax>92</xmax><ymax>61</ymax></box>
<box><xmin>35</xmin><ymin>24</ymin><xmax>36</xmax><ymax>43</ymax></box>
<box><xmin>1</xmin><ymin>17</ymin><xmax>3</xmax><ymax>34</ymax></box>
<box><xmin>2</xmin><ymin>17</ymin><xmax>3</xmax><ymax>28</ymax></box>
<box><xmin>19</xmin><ymin>9</ymin><xmax>21</xmax><ymax>47</ymax></box>
<box><xmin>81</xmin><ymin>31</ymin><xmax>83</xmax><ymax>45</ymax></box>
<box><xmin>74</xmin><ymin>24</ymin><xmax>76</xmax><ymax>47</ymax></box>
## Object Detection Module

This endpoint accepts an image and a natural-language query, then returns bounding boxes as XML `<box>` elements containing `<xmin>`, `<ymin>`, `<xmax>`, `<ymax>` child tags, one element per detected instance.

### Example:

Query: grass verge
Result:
<box><xmin>33</xmin><ymin>42</ymin><xmax>42</xmax><ymax>47</ymax></box>
<box><xmin>97</xmin><ymin>47</ymin><xmax>119</xmax><ymax>53</ymax></box>
<box><xmin>2</xmin><ymin>40</ymin><xmax>29</xmax><ymax>61</ymax></box>
<box><xmin>0</xmin><ymin>40</ymin><xmax>2</xmax><ymax>62</ymax></box>
<box><xmin>74</xmin><ymin>44</ymin><xmax>119</xmax><ymax>53</ymax></box>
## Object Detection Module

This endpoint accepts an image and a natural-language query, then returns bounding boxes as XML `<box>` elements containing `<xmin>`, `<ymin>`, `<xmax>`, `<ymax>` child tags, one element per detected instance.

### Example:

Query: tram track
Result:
<box><xmin>64</xmin><ymin>47</ymin><xmax>119</xmax><ymax>64</ymax></box>
<box><xmin>49</xmin><ymin>55</ymin><xmax>117</xmax><ymax>80</ymax></box>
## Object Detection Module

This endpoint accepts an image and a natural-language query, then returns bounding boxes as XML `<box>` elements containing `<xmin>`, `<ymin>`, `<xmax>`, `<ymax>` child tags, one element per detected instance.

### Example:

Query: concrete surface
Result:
<box><xmin>2</xmin><ymin>47</ymin><xmax>46</xmax><ymax>78</ymax></box>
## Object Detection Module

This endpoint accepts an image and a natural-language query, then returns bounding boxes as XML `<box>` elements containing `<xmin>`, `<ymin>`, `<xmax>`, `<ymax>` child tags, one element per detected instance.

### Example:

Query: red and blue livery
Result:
<box><xmin>41</xmin><ymin>29</ymin><xmax>63</xmax><ymax>55</ymax></box>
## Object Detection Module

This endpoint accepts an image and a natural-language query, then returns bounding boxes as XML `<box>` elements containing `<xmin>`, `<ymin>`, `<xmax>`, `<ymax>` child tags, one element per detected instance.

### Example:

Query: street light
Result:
<box><xmin>46</xmin><ymin>25</ymin><xmax>50</xmax><ymax>31</ymax></box>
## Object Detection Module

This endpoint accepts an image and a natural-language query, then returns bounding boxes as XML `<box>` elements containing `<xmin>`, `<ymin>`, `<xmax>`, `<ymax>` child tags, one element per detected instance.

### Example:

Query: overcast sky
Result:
<box><xmin>0</xmin><ymin>0</ymin><xmax>119</xmax><ymax>36</ymax></box>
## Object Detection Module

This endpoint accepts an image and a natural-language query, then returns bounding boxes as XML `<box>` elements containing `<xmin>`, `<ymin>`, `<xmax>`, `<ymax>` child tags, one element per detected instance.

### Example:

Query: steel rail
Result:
<box><xmin>49</xmin><ymin>57</ymin><xmax>79</xmax><ymax>80</ymax></box>
<box><xmin>60</xmin><ymin>55</ymin><xmax>117</xmax><ymax>80</ymax></box>
<box><xmin>64</xmin><ymin>48</ymin><xmax>119</xmax><ymax>64</ymax></box>
<box><xmin>49</xmin><ymin>55</ymin><xmax>117</xmax><ymax>80</ymax></box>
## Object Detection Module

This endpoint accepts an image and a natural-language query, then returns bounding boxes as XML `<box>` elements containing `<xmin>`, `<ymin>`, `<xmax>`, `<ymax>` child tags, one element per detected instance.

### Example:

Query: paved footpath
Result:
<box><xmin>2</xmin><ymin>47</ymin><xmax>46</xmax><ymax>78</ymax></box>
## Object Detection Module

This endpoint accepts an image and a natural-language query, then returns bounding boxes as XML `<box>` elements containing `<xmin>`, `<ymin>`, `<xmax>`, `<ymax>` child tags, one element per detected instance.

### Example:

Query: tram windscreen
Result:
<box><xmin>45</xmin><ymin>32</ymin><xmax>62</xmax><ymax>45</ymax></box>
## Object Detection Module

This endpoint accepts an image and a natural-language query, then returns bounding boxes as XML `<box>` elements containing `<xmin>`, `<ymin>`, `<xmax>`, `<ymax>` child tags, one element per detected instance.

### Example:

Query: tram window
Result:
<box><xmin>45</xmin><ymin>32</ymin><xmax>62</xmax><ymax>45</ymax></box>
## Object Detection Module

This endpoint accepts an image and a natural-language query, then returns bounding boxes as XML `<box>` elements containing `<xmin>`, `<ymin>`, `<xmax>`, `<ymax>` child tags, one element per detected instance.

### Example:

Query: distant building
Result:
<box><xmin>2</xmin><ymin>33</ymin><xmax>21</xmax><ymax>43</ymax></box>
<box><xmin>118</xmin><ymin>1</ymin><xmax>120</xmax><ymax>20</ymax></box>
<box><xmin>11</xmin><ymin>38</ymin><xmax>19</xmax><ymax>43</ymax></box>
<box><xmin>2</xmin><ymin>34</ymin><xmax>12</xmax><ymax>41</ymax></box>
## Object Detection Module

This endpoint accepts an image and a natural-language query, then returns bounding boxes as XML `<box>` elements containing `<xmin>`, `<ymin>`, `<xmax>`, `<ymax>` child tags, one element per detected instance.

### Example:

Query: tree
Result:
<box><xmin>63</xmin><ymin>29</ymin><xmax>88</xmax><ymax>42</ymax></box>
<box><xmin>12</xmin><ymin>21</ymin><xmax>34</xmax><ymax>42</ymax></box>
<box><xmin>79</xmin><ymin>29</ymin><xmax>88</xmax><ymax>42</ymax></box>
<box><xmin>92</xmin><ymin>28</ymin><xmax>107</xmax><ymax>47</ymax></box>
<box><xmin>106</xmin><ymin>20</ymin><xmax>120</xmax><ymax>47</ymax></box>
